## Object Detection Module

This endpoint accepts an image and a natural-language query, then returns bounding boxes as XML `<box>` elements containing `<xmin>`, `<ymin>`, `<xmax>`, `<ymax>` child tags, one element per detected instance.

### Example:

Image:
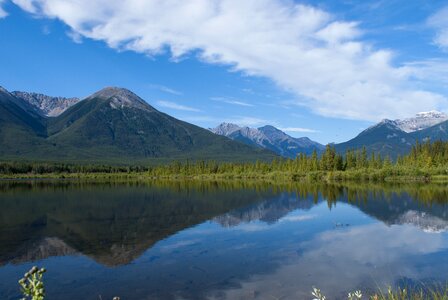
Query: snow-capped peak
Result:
<box><xmin>364</xmin><ymin>119</ymin><xmax>400</xmax><ymax>133</ymax></box>
<box><xmin>394</xmin><ymin>110</ymin><xmax>448</xmax><ymax>133</ymax></box>
<box><xmin>415</xmin><ymin>110</ymin><xmax>447</xmax><ymax>118</ymax></box>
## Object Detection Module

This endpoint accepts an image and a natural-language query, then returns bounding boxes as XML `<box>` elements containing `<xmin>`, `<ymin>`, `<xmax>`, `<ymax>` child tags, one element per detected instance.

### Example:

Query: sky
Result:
<box><xmin>0</xmin><ymin>0</ymin><xmax>448</xmax><ymax>144</ymax></box>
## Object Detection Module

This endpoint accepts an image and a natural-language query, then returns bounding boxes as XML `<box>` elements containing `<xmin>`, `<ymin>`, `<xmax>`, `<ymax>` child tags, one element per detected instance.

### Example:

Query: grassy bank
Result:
<box><xmin>0</xmin><ymin>168</ymin><xmax>439</xmax><ymax>183</ymax></box>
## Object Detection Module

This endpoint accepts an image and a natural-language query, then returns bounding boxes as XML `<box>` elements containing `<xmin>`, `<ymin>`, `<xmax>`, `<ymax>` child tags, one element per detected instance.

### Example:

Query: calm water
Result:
<box><xmin>1</xmin><ymin>180</ymin><xmax>448</xmax><ymax>299</ymax></box>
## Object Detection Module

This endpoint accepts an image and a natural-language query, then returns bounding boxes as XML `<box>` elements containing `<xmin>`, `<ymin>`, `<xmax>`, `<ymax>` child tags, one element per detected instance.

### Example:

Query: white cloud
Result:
<box><xmin>11</xmin><ymin>0</ymin><xmax>448</xmax><ymax>121</ymax></box>
<box><xmin>279</xmin><ymin>127</ymin><xmax>319</xmax><ymax>133</ymax></box>
<box><xmin>160</xmin><ymin>239</ymin><xmax>200</xmax><ymax>251</ymax></box>
<box><xmin>156</xmin><ymin>100</ymin><xmax>200</xmax><ymax>112</ymax></box>
<box><xmin>226</xmin><ymin>116</ymin><xmax>270</xmax><ymax>127</ymax></box>
<box><xmin>173</xmin><ymin>115</ymin><xmax>271</xmax><ymax>128</ymax></box>
<box><xmin>211</xmin><ymin>96</ymin><xmax>254</xmax><ymax>107</ymax></box>
<box><xmin>428</xmin><ymin>6</ymin><xmax>448</xmax><ymax>51</ymax></box>
<box><xmin>0</xmin><ymin>0</ymin><xmax>8</xmax><ymax>18</ymax></box>
<box><xmin>149</xmin><ymin>84</ymin><xmax>182</xmax><ymax>96</ymax></box>
<box><xmin>280</xmin><ymin>214</ymin><xmax>316</xmax><ymax>222</ymax></box>
<box><xmin>180</xmin><ymin>115</ymin><xmax>220</xmax><ymax>124</ymax></box>
<box><xmin>217</xmin><ymin>222</ymin><xmax>448</xmax><ymax>299</ymax></box>
<box><xmin>66</xmin><ymin>30</ymin><xmax>82</xmax><ymax>43</ymax></box>
<box><xmin>406</xmin><ymin>59</ymin><xmax>448</xmax><ymax>88</ymax></box>
<box><xmin>230</xmin><ymin>222</ymin><xmax>271</xmax><ymax>232</ymax></box>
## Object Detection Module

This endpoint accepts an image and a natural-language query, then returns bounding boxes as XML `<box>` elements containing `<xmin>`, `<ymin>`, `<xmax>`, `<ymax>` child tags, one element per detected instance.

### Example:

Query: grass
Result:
<box><xmin>0</xmin><ymin>169</ymin><xmax>434</xmax><ymax>183</ymax></box>
<box><xmin>313</xmin><ymin>286</ymin><xmax>448</xmax><ymax>300</ymax></box>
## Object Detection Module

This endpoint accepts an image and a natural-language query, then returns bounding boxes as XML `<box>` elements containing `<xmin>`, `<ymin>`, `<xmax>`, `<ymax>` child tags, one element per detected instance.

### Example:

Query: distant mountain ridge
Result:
<box><xmin>0</xmin><ymin>86</ymin><xmax>275</xmax><ymax>163</ymax></box>
<box><xmin>2</xmin><ymin>83</ymin><xmax>448</xmax><ymax>162</ymax></box>
<box><xmin>335</xmin><ymin>111</ymin><xmax>448</xmax><ymax>157</ymax></box>
<box><xmin>211</xmin><ymin>122</ymin><xmax>324</xmax><ymax>158</ymax></box>
<box><xmin>12</xmin><ymin>91</ymin><xmax>79</xmax><ymax>117</ymax></box>
<box><xmin>394</xmin><ymin>111</ymin><xmax>448</xmax><ymax>133</ymax></box>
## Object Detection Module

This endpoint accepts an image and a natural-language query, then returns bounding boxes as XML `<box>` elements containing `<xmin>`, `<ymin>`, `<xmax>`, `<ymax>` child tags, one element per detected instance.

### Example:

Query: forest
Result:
<box><xmin>1</xmin><ymin>140</ymin><xmax>448</xmax><ymax>182</ymax></box>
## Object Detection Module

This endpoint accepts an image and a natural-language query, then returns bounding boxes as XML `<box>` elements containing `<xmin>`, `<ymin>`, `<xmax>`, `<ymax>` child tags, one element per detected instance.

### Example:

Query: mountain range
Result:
<box><xmin>0</xmin><ymin>86</ymin><xmax>275</xmax><ymax>163</ymax></box>
<box><xmin>335</xmin><ymin>111</ymin><xmax>448</xmax><ymax>157</ymax></box>
<box><xmin>1</xmin><ymin>84</ymin><xmax>448</xmax><ymax>162</ymax></box>
<box><xmin>211</xmin><ymin>123</ymin><xmax>324</xmax><ymax>158</ymax></box>
<box><xmin>212</xmin><ymin>111</ymin><xmax>448</xmax><ymax>159</ymax></box>
<box><xmin>12</xmin><ymin>91</ymin><xmax>80</xmax><ymax>117</ymax></box>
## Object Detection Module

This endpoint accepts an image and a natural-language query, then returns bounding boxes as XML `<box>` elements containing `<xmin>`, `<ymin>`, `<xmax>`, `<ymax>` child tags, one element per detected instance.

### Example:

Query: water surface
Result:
<box><xmin>1</xmin><ymin>180</ymin><xmax>448</xmax><ymax>299</ymax></box>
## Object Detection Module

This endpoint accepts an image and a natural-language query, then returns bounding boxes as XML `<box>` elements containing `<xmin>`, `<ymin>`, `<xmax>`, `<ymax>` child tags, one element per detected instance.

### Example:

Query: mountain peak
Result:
<box><xmin>395</xmin><ymin>110</ymin><xmax>448</xmax><ymax>133</ymax></box>
<box><xmin>212</xmin><ymin>123</ymin><xmax>323</xmax><ymax>158</ymax></box>
<box><xmin>12</xmin><ymin>91</ymin><xmax>79</xmax><ymax>117</ymax></box>
<box><xmin>366</xmin><ymin>118</ymin><xmax>399</xmax><ymax>130</ymax></box>
<box><xmin>258</xmin><ymin>125</ymin><xmax>280</xmax><ymax>132</ymax></box>
<box><xmin>91</xmin><ymin>86</ymin><xmax>133</xmax><ymax>97</ymax></box>
<box><xmin>258</xmin><ymin>125</ymin><xmax>288</xmax><ymax>140</ymax></box>
<box><xmin>88</xmin><ymin>87</ymin><xmax>154</xmax><ymax>111</ymax></box>
<box><xmin>211</xmin><ymin>122</ymin><xmax>242</xmax><ymax>136</ymax></box>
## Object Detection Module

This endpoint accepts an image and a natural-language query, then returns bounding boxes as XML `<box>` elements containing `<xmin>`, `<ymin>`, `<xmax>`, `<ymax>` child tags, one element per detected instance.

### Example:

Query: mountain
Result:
<box><xmin>0</xmin><ymin>86</ymin><xmax>275</xmax><ymax>163</ymax></box>
<box><xmin>394</xmin><ymin>111</ymin><xmax>448</xmax><ymax>133</ymax></box>
<box><xmin>411</xmin><ymin>119</ymin><xmax>448</xmax><ymax>142</ymax></box>
<box><xmin>0</xmin><ymin>87</ymin><xmax>49</xmax><ymax>157</ymax></box>
<box><xmin>12</xmin><ymin>91</ymin><xmax>79</xmax><ymax>117</ymax></box>
<box><xmin>211</xmin><ymin>123</ymin><xmax>324</xmax><ymax>158</ymax></box>
<box><xmin>335</xmin><ymin>111</ymin><xmax>448</xmax><ymax>157</ymax></box>
<box><xmin>335</xmin><ymin>119</ymin><xmax>412</xmax><ymax>157</ymax></box>
<box><xmin>214</xmin><ymin>192</ymin><xmax>315</xmax><ymax>227</ymax></box>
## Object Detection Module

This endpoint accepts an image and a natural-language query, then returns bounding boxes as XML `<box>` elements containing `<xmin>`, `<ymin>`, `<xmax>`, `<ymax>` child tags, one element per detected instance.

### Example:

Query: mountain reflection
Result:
<box><xmin>1</xmin><ymin>180</ymin><xmax>448</xmax><ymax>267</ymax></box>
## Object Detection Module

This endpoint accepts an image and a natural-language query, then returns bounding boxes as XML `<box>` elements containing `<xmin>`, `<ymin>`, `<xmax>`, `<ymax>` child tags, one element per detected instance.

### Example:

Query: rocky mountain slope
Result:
<box><xmin>12</xmin><ymin>91</ymin><xmax>79</xmax><ymax>117</ymax></box>
<box><xmin>394</xmin><ymin>111</ymin><xmax>448</xmax><ymax>133</ymax></box>
<box><xmin>0</xmin><ymin>86</ymin><xmax>275</xmax><ymax>163</ymax></box>
<box><xmin>211</xmin><ymin>123</ymin><xmax>324</xmax><ymax>158</ymax></box>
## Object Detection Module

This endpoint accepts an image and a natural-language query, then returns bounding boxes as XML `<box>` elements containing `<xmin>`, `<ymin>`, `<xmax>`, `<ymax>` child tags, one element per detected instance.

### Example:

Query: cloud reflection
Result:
<box><xmin>214</xmin><ymin>223</ymin><xmax>448</xmax><ymax>299</ymax></box>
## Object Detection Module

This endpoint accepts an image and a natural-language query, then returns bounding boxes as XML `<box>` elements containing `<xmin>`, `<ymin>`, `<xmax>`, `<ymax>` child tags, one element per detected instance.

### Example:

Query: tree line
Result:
<box><xmin>1</xmin><ymin>140</ymin><xmax>448</xmax><ymax>177</ymax></box>
<box><xmin>147</xmin><ymin>140</ymin><xmax>448</xmax><ymax>176</ymax></box>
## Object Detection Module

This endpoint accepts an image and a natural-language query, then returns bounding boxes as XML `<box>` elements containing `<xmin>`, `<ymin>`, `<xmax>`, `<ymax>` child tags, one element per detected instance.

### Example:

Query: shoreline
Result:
<box><xmin>0</xmin><ymin>170</ymin><xmax>445</xmax><ymax>183</ymax></box>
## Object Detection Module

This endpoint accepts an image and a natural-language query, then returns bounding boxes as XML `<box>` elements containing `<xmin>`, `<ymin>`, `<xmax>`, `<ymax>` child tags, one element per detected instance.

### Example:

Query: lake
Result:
<box><xmin>1</xmin><ymin>180</ymin><xmax>448</xmax><ymax>299</ymax></box>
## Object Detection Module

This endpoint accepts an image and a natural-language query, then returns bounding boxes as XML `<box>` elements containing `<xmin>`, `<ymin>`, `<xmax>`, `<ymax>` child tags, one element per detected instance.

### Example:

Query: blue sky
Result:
<box><xmin>0</xmin><ymin>0</ymin><xmax>448</xmax><ymax>144</ymax></box>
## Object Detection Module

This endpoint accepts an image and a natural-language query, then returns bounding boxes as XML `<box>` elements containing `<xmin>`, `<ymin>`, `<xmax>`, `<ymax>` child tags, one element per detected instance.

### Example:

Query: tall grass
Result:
<box><xmin>312</xmin><ymin>286</ymin><xmax>448</xmax><ymax>300</ymax></box>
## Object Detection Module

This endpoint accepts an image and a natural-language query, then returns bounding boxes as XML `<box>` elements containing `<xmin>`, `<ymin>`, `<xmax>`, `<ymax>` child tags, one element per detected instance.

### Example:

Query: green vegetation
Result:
<box><xmin>19</xmin><ymin>266</ymin><xmax>46</xmax><ymax>300</ymax></box>
<box><xmin>18</xmin><ymin>266</ymin><xmax>120</xmax><ymax>300</ymax></box>
<box><xmin>312</xmin><ymin>286</ymin><xmax>448</xmax><ymax>300</ymax></box>
<box><xmin>2</xmin><ymin>140</ymin><xmax>448</xmax><ymax>182</ymax></box>
<box><xmin>0</xmin><ymin>87</ymin><xmax>275</xmax><ymax>163</ymax></box>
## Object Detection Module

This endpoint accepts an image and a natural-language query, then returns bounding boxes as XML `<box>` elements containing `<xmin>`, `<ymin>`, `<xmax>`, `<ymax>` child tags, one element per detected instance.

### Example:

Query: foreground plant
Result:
<box><xmin>348</xmin><ymin>290</ymin><xmax>362</xmax><ymax>300</ymax></box>
<box><xmin>18</xmin><ymin>266</ymin><xmax>46</xmax><ymax>300</ymax></box>
<box><xmin>312</xmin><ymin>286</ymin><xmax>448</xmax><ymax>300</ymax></box>
<box><xmin>312</xmin><ymin>287</ymin><xmax>327</xmax><ymax>300</ymax></box>
<box><xmin>18</xmin><ymin>266</ymin><xmax>121</xmax><ymax>300</ymax></box>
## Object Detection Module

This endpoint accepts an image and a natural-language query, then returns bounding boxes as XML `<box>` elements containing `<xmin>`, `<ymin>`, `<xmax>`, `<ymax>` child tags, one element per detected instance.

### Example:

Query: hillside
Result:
<box><xmin>0</xmin><ymin>87</ymin><xmax>50</xmax><ymax>157</ymax></box>
<box><xmin>0</xmin><ymin>86</ymin><xmax>276</xmax><ymax>164</ymax></box>
<box><xmin>335</xmin><ymin>115</ymin><xmax>448</xmax><ymax>157</ymax></box>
